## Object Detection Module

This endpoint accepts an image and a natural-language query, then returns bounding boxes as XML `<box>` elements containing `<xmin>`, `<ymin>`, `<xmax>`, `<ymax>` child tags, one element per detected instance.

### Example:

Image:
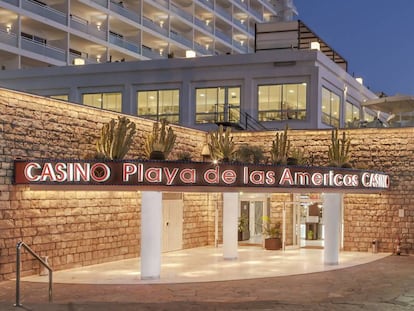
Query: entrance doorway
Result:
<box><xmin>162</xmin><ymin>194</ymin><xmax>183</xmax><ymax>252</ymax></box>
<box><xmin>239</xmin><ymin>194</ymin><xmax>268</xmax><ymax>245</ymax></box>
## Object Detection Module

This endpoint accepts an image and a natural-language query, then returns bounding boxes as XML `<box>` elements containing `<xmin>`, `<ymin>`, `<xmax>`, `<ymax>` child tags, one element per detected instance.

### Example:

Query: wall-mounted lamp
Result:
<box><xmin>159</xmin><ymin>20</ymin><xmax>164</xmax><ymax>28</ymax></box>
<box><xmin>355</xmin><ymin>77</ymin><xmax>363</xmax><ymax>85</ymax></box>
<box><xmin>186</xmin><ymin>50</ymin><xmax>196</xmax><ymax>58</ymax></box>
<box><xmin>73</xmin><ymin>58</ymin><xmax>85</xmax><ymax>65</ymax></box>
<box><xmin>96</xmin><ymin>55</ymin><xmax>101</xmax><ymax>63</ymax></box>
<box><xmin>159</xmin><ymin>48</ymin><xmax>164</xmax><ymax>56</ymax></box>
<box><xmin>6</xmin><ymin>25</ymin><xmax>11</xmax><ymax>34</ymax></box>
<box><xmin>240</xmin><ymin>40</ymin><xmax>244</xmax><ymax>46</ymax></box>
<box><xmin>205</xmin><ymin>19</ymin><xmax>211</xmax><ymax>26</ymax></box>
<box><xmin>96</xmin><ymin>22</ymin><xmax>101</xmax><ymax>31</ymax></box>
<box><xmin>310</xmin><ymin>41</ymin><xmax>320</xmax><ymax>50</ymax></box>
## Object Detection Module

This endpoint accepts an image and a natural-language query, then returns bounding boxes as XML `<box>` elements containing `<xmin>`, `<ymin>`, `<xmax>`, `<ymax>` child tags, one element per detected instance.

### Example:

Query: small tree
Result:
<box><xmin>328</xmin><ymin>128</ymin><xmax>351</xmax><ymax>167</ymax></box>
<box><xmin>270</xmin><ymin>125</ymin><xmax>290</xmax><ymax>165</ymax></box>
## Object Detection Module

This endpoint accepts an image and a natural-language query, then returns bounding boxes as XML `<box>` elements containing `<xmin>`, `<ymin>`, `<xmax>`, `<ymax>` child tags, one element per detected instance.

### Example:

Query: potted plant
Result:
<box><xmin>208</xmin><ymin>125</ymin><xmax>236</xmax><ymax>162</ymax></box>
<box><xmin>262</xmin><ymin>216</ymin><xmax>282</xmax><ymax>250</ymax></box>
<box><xmin>238</xmin><ymin>215</ymin><xmax>250</xmax><ymax>241</ymax></box>
<box><xmin>327</xmin><ymin>128</ymin><xmax>352</xmax><ymax>168</ymax></box>
<box><xmin>144</xmin><ymin>119</ymin><xmax>176</xmax><ymax>160</ymax></box>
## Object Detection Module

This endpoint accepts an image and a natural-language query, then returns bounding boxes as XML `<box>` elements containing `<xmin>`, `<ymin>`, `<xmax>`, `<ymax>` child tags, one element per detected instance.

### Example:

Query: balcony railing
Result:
<box><xmin>215</xmin><ymin>4</ymin><xmax>232</xmax><ymax>22</ymax></box>
<box><xmin>142</xmin><ymin>17</ymin><xmax>168</xmax><ymax>36</ymax></box>
<box><xmin>3</xmin><ymin>0</ymin><xmax>19</xmax><ymax>6</ymax></box>
<box><xmin>170</xmin><ymin>30</ymin><xmax>192</xmax><ymax>47</ymax></box>
<box><xmin>109</xmin><ymin>33</ymin><xmax>140</xmax><ymax>53</ymax></box>
<box><xmin>153</xmin><ymin>0</ymin><xmax>168</xmax><ymax>8</ymax></box>
<box><xmin>22</xmin><ymin>0</ymin><xmax>67</xmax><ymax>25</ymax></box>
<box><xmin>109</xmin><ymin>1</ymin><xmax>141</xmax><ymax>24</ymax></box>
<box><xmin>215</xmin><ymin>29</ymin><xmax>232</xmax><ymax>45</ymax></box>
<box><xmin>70</xmin><ymin>15</ymin><xmax>107</xmax><ymax>40</ymax></box>
<box><xmin>170</xmin><ymin>3</ymin><xmax>193</xmax><ymax>22</ymax></box>
<box><xmin>142</xmin><ymin>46</ymin><xmax>165</xmax><ymax>59</ymax></box>
<box><xmin>90</xmin><ymin>0</ymin><xmax>107</xmax><ymax>8</ymax></box>
<box><xmin>194</xmin><ymin>17</ymin><xmax>213</xmax><ymax>33</ymax></box>
<box><xmin>21</xmin><ymin>37</ymin><xmax>66</xmax><ymax>62</ymax></box>
<box><xmin>0</xmin><ymin>30</ymin><xmax>18</xmax><ymax>47</ymax></box>
<box><xmin>198</xmin><ymin>0</ymin><xmax>213</xmax><ymax>9</ymax></box>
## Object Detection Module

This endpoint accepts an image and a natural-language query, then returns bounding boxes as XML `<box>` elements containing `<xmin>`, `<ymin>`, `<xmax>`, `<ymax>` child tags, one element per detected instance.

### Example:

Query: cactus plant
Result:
<box><xmin>144</xmin><ymin>119</ymin><xmax>176</xmax><ymax>160</ymax></box>
<box><xmin>270</xmin><ymin>125</ymin><xmax>290</xmax><ymax>165</ymax></box>
<box><xmin>208</xmin><ymin>125</ymin><xmax>236</xmax><ymax>162</ymax></box>
<box><xmin>96</xmin><ymin>116</ymin><xmax>136</xmax><ymax>160</ymax></box>
<box><xmin>327</xmin><ymin>128</ymin><xmax>351</xmax><ymax>167</ymax></box>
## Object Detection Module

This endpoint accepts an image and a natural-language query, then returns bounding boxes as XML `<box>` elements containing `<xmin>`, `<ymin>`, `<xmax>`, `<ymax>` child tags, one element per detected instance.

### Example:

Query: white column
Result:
<box><xmin>140</xmin><ymin>191</ymin><xmax>163</xmax><ymax>279</ymax></box>
<box><xmin>223</xmin><ymin>192</ymin><xmax>239</xmax><ymax>260</ymax></box>
<box><xmin>323</xmin><ymin>193</ymin><xmax>342</xmax><ymax>265</ymax></box>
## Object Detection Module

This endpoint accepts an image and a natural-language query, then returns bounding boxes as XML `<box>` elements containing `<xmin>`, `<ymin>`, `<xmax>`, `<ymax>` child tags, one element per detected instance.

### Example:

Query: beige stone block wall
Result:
<box><xmin>0</xmin><ymin>89</ymin><xmax>207</xmax><ymax>281</ymax></box>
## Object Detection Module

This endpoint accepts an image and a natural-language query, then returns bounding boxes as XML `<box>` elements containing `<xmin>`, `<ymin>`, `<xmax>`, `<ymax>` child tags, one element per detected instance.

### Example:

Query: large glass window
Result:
<box><xmin>137</xmin><ymin>89</ymin><xmax>179</xmax><ymax>123</ymax></box>
<box><xmin>83</xmin><ymin>92</ymin><xmax>122</xmax><ymax>112</ymax></box>
<box><xmin>196</xmin><ymin>86</ymin><xmax>240</xmax><ymax>124</ymax></box>
<box><xmin>321</xmin><ymin>87</ymin><xmax>340</xmax><ymax>127</ymax></box>
<box><xmin>345</xmin><ymin>101</ymin><xmax>360</xmax><ymax>128</ymax></box>
<box><xmin>258</xmin><ymin>83</ymin><xmax>307</xmax><ymax>121</ymax></box>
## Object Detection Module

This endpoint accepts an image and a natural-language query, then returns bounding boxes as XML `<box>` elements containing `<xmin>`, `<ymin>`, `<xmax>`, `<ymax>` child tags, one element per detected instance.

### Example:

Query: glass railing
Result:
<box><xmin>233</xmin><ymin>18</ymin><xmax>248</xmax><ymax>31</ymax></box>
<box><xmin>194</xmin><ymin>42</ymin><xmax>213</xmax><ymax>55</ymax></box>
<box><xmin>142</xmin><ymin>46</ymin><xmax>165</xmax><ymax>59</ymax></box>
<box><xmin>249</xmin><ymin>7</ymin><xmax>262</xmax><ymax>20</ymax></box>
<box><xmin>109</xmin><ymin>1</ymin><xmax>141</xmax><ymax>24</ymax></box>
<box><xmin>215</xmin><ymin>4</ymin><xmax>232</xmax><ymax>22</ymax></box>
<box><xmin>153</xmin><ymin>0</ymin><xmax>168</xmax><ymax>9</ymax></box>
<box><xmin>3</xmin><ymin>0</ymin><xmax>19</xmax><ymax>6</ymax></box>
<box><xmin>170</xmin><ymin>3</ymin><xmax>193</xmax><ymax>22</ymax></box>
<box><xmin>90</xmin><ymin>0</ymin><xmax>107</xmax><ymax>8</ymax></box>
<box><xmin>142</xmin><ymin>17</ymin><xmax>168</xmax><ymax>36</ymax></box>
<box><xmin>232</xmin><ymin>39</ymin><xmax>248</xmax><ymax>52</ymax></box>
<box><xmin>0</xmin><ymin>30</ymin><xmax>18</xmax><ymax>47</ymax></box>
<box><xmin>232</xmin><ymin>0</ymin><xmax>248</xmax><ymax>9</ymax></box>
<box><xmin>109</xmin><ymin>33</ymin><xmax>140</xmax><ymax>53</ymax></box>
<box><xmin>21</xmin><ymin>37</ymin><xmax>66</xmax><ymax>62</ymax></box>
<box><xmin>198</xmin><ymin>0</ymin><xmax>213</xmax><ymax>9</ymax></box>
<box><xmin>215</xmin><ymin>29</ymin><xmax>232</xmax><ymax>44</ymax></box>
<box><xmin>22</xmin><ymin>0</ymin><xmax>67</xmax><ymax>25</ymax></box>
<box><xmin>170</xmin><ymin>30</ymin><xmax>192</xmax><ymax>47</ymax></box>
<box><xmin>194</xmin><ymin>18</ymin><xmax>213</xmax><ymax>33</ymax></box>
<box><xmin>70</xmin><ymin>15</ymin><xmax>107</xmax><ymax>40</ymax></box>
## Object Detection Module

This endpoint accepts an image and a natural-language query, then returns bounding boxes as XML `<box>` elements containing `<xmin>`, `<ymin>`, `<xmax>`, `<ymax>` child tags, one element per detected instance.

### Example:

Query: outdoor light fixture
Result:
<box><xmin>356</xmin><ymin>77</ymin><xmax>363</xmax><ymax>85</ymax></box>
<box><xmin>96</xmin><ymin>55</ymin><xmax>101</xmax><ymax>63</ymax></box>
<box><xmin>96</xmin><ymin>22</ymin><xmax>101</xmax><ymax>31</ymax></box>
<box><xmin>159</xmin><ymin>48</ymin><xmax>164</xmax><ymax>56</ymax></box>
<box><xmin>310</xmin><ymin>41</ymin><xmax>320</xmax><ymax>50</ymax></box>
<box><xmin>73</xmin><ymin>58</ymin><xmax>85</xmax><ymax>65</ymax></box>
<box><xmin>186</xmin><ymin>50</ymin><xmax>196</xmax><ymax>58</ymax></box>
<box><xmin>159</xmin><ymin>20</ymin><xmax>164</xmax><ymax>28</ymax></box>
<box><xmin>6</xmin><ymin>25</ymin><xmax>11</xmax><ymax>33</ymax></box>
<box><xmin>205</xmin><ymin>19</ymin><xmax>210</xmax><ymax>26</ymax></box>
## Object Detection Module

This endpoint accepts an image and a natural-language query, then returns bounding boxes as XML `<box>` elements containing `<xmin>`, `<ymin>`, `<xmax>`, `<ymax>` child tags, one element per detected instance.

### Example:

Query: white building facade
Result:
<box><xmin>0</xmin><ymin>0</ymin><xmax>284</xmax><ymax>69</ymax></box>
<box><xmin>0</xmin><ymin>48</ymin><xmax>378</xmax><ymax>131</ymax></box>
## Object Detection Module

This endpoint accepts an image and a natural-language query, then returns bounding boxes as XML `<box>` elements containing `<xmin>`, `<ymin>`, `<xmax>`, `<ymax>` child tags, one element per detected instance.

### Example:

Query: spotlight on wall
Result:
<box><xmin>73</xmin><ymin>58</ymin><xmax>85</xmax><ymax>65</ymax></box>
<box><xmin>310</xmin><ymin>41</ymin><xmax>320</xmax><ymax>50</ymax></box>
<box><xmin>355</xmin><ymin>77</ymin><xmax>363</xmax><ymax>85</ymax></box>
<box><xmin>6</xmin><ymin>25</ymin><xmax>11</xmax><ymax>33</ymax></box>
<box><xmin>186</xmin><ymin>50</ymin><xmax>196</xmax><ymax>58</ymax></box>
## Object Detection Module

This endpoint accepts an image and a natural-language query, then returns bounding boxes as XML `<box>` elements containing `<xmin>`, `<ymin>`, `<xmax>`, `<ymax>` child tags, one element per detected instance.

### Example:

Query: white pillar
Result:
<box><xmin>223</xmin><ymin>192</ymin><xmax>239</xmax><ymax>260</ymax></box>
<box><xmin>323</xmin><ymin>193</ymin><xmax>342</xmax><ymax>265</ymax></box>
<box><xmin>140</xmin><ymin>191</ymin><xmax>162</xmax><ymax>279</ymax></box>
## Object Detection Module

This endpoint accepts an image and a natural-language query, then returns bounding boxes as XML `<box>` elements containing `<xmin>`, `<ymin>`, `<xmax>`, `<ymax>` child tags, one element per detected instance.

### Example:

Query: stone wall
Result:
<box><xmin>0</xmin><ymin>89</ymin><xmax>207</xmax><ymax>281</ymax></box>
<box><xmin>1</xmin><ymin>88</ymin><xmax>414</xmax><ymax>281</ymax></box>
<box><xmin>234</xmin><ymin>128</ymin><xmax>414</xmax><ymax>253</ymax></box>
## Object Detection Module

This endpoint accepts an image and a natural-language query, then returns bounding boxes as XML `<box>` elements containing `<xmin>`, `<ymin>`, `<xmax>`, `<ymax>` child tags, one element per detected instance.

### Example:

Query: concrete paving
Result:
<box><xmin>0</xmin><ymin>253</ymin><xmax>414</xmax><ymax>310</ymax></box>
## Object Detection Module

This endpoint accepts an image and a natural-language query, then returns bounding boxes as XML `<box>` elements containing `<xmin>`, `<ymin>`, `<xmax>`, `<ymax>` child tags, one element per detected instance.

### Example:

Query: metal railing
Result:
<box><xmin>15</xmin><ymin>241</ymin><xmax>53</xmax><ymax>307</ymax></box>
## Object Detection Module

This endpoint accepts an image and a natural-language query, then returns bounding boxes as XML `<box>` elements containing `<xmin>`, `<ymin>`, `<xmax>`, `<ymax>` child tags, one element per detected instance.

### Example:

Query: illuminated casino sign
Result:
<box><xmin>13</xmin><ymin>160</ymin><xmax>390</xmax><ymax>192</ymax></box>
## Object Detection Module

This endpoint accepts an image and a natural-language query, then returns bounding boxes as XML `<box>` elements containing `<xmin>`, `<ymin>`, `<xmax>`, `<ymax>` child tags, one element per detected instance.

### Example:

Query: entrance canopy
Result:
<box><xmin>14</xmin><ymin>160</ymin><xmax>390</xmax><ymax>193</ymax></box>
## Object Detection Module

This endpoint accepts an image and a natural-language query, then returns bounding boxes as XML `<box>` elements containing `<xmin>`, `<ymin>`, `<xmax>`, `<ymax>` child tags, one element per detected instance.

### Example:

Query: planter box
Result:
<box><xmin>264</xmin><ymin>238</ymin><xmax>282</xmax><ymax>250</ymax></box>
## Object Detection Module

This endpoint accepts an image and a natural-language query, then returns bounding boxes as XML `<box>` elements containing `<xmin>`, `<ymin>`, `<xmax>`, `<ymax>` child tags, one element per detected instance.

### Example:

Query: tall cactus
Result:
<box><xmin>270</xmin><ymin>125</ymin><xmax>290</xmax><ymax>165</ymax></box>
<box><xmin>208</xmin><ymin>125</ymin><xmax>236</xmax><ymax>162</ymax></box>
<box><xmin>96</xmin><ymin>116</ymin><xmax>136</xmax><ymax>160</ymax></box>
<box><xmin>144</xmin><ymin>119</ymin><xmax>176</xmax><ymax>160</ymax></box>
<box><xmin>328</xmin><ymin>128</ymin><xmax>351</xmax><ymax>167</ymax></box>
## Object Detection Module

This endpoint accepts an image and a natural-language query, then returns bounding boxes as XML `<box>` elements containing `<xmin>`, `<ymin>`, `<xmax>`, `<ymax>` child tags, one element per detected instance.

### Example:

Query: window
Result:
<box><xmin>137</xmin><ymin>89</ymin><xmax>179</xmax><ymax>123</ymax></box>
<box><xmin>195</xmin><ymin>86</ymin><xmax>240</xmax><ymax>124</ymax></box>
<box><xmin>82</xmin><ymin>92</ymin><xmax>122</xmax><ymax>112</ymax></box>
<box><xmin>258</xmin><ymin>83</ymin><xmax>307</xmax><ymax>121</ymax></box>
<box><xmin>50</xmin><ymin>95</ymin><xmax>68</xmax><ymax>101</ymax></box>
<box><xmin>345</xmin><ymin>101</ymin><xmax>360</xmax><ymax>128</ymax></box>
<box><xmin>321</xmin><ymin>87</ymin><xmax>340</xmax><ymax>127</ymax></box>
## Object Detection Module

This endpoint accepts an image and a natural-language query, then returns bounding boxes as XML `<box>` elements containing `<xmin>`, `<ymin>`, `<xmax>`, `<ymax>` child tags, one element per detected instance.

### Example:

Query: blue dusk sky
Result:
<box><xmin>294</xmin><ymin>0</ymin><xmax>414</xmax><ymax>96</ymax></box>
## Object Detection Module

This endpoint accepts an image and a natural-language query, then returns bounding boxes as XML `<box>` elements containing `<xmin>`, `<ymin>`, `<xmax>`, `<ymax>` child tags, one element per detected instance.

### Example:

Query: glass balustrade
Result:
<box><xmin>22</xmin><ymin>0</ymin><xmax>67</xmax><ymax>25</ymax></box>
<box><xmin>21</xmin><ymin>37</ymin><xmax>66</xmax><ymax>62</ymax></box>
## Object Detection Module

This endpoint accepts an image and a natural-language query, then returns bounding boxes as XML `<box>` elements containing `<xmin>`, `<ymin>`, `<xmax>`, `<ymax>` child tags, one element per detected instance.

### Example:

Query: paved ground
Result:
<box><xmin>1</xmin><ymin>254</ymin><xmax>414</xmax><ymax>310</ymax></box>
